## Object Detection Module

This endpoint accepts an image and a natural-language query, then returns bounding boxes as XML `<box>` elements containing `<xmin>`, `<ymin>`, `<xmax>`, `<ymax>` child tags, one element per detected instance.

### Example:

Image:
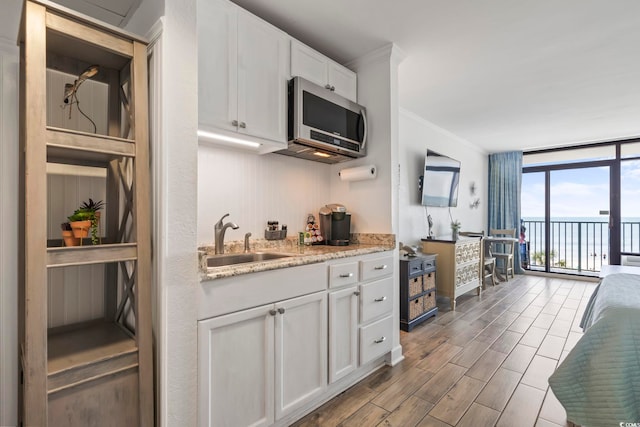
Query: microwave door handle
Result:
<box><xmin>361</xmin><ymin>109</ymin><xmax>367</xmax><ymax>150</ymax></box>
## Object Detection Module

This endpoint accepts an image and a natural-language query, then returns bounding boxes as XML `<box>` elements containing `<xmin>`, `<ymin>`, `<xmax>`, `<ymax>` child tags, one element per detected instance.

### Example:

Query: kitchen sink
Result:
<box><xmin>207</xmin><ymin>252</ymin><xmax>293</xmax><ymax>268</ymax></box>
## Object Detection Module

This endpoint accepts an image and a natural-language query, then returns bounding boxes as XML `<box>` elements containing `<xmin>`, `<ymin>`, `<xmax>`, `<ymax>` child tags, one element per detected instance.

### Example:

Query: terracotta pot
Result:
<box><xmin>61</xmin><ymin>230</ymin><xmax>80</xmax><ymax>247</ymax></box>
<box><xmin>70</xmin><ymin>220</ymin><xmax>92</xmax><ymax>238</ymax></box>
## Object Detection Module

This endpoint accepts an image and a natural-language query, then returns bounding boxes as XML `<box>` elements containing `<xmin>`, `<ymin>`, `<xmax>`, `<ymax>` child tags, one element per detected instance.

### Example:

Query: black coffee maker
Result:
<box><xmin>319</xmin><ymin>204</ymin><xmax>351</xmax><ymax>246</ymax></box>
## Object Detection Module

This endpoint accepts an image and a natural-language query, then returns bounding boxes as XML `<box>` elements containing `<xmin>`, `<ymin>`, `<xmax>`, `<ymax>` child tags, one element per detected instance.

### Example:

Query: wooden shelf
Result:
<box><xmin>46</xmin><ymin>127</ymin><xmax>135</xmax><ymax>166</ymax></box>
<box><xmin>21</xmin><ymin>0</ymin><xmax>153</xmax><ymax>423</ymax></box>
<box><xmin>47</xmin><ymin>243</ymin><xmax>137</xmax><ymax>268</ymax></box>
<box><xmin>48</xmin><ymin>321</ymin><xmax>138</xmax><ymax>394</ymax></box>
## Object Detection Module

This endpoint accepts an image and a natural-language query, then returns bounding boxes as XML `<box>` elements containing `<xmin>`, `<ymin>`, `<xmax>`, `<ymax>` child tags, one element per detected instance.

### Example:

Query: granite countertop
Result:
<box><xmin>199</xmin><ymin>233</ymin><xmax>395</xmax><ymax>281</ymax></box>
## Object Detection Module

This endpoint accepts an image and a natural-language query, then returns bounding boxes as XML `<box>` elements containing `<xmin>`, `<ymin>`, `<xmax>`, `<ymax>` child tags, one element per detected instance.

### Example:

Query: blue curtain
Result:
<box><xmin>488</xmin><ymin>151</ymin><xmax>524</xmax><ymax>274</ymax></box>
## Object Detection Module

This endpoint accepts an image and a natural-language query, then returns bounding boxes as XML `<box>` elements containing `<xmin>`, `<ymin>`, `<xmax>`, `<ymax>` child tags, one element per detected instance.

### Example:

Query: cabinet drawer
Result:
<box><xmin>409</xmin><ymin>296</ymin><xmax>425</xmax><ymax>320</ymax></box>
<box><xmin>455</xmin><ymin>262</ymin><xmax>480</xmax><ymax>288</ymax></box>
<box><xmin>423</xmin><ymin>271</ymin><xmax>436</xmax><ymax>291</ymax></box>
<box><xmin>360</xmin><ymin>277</ymin><xmax>393</xmax><ymax>323</ymax></box>
<box><xmin>359</xmin><ymin>315</ymin><xmax>393</xmax><ymax>365</ymax></box>
<box><xmin>408</xmin><ymin>275</ymin><xmax>423</xmax><ymax>298</ymax></box>
<box><xmin>329</xmin><ymin>261</ymin><xmax>359</xmax><ymax>288</ymax></box>
<box><xmin>424</xmin><ymin>289</ymin><xmax>436</xmax><ymax>312</ymax></box>
<box><xmin>406</xmin><ymin>258</ymin><xmax>423</xmax><ymax>276</ymax></box>
<box><xmin>422</xmin><ymin>256</ymin><xmax>436</xmax><ymax>270</ymax></box>
<box><xmin>360</xmin><ymin>255</ymin><xmax>394</xmax><ymax>282</ymax></box>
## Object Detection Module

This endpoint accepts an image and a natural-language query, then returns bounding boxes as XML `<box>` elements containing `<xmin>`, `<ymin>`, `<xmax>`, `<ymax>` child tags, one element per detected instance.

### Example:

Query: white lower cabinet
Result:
<box><xmin>328</xmin><ymin>286</ymin><xmax>359</xmax><ymax>383</ymax></box>
<box><xmin>328</xmin><ymin>253</ymin><xmax>395</xmax><ymax>384</ymax></box>
<box><xmin>274</xmin><ymin>292</ymin><xmax>328</xmax><ymax>419</ymax></box>
<box><xmin>198</xmin><ymin>291</ymin><xmax>327</xmax><ymax>427</ymax></box>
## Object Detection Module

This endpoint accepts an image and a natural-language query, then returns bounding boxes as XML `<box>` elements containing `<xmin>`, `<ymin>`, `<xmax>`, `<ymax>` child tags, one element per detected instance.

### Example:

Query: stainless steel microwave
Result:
<box><xmin>276</xmin><ymin>76</ymin><xmax>367</xmax><ymax>164</ymax></box>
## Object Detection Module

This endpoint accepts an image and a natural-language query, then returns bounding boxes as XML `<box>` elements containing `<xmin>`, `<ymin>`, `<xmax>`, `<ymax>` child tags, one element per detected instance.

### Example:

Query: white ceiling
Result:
<box><xmin>232</xmin><ymin>0</ymin><xmax>640</xmax><ymax>153</ymax></box>
<box><xmin>0</xmin><ymin>0</ymin><xmax>139</xmax><ymax>41</ymax></box>
<box><xmin>3</xmin><ymin>0</ymin><xmax>639</xmax><ymax>153</ymax></box>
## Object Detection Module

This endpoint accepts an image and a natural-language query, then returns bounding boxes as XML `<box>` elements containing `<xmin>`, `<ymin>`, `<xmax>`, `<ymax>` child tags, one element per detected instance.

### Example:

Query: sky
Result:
<box><xmin>521</xmin><ymin>159</ymin><xmax>640</xmax><ymax>219</ymax></box>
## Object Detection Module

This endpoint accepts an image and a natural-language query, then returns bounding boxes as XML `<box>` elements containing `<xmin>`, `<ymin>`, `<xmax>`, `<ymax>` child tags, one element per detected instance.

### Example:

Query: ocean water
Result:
<box><xmin>521</xmin><ymin>217</ymin><xmax>640</xmax><ymax>271</ymax></box>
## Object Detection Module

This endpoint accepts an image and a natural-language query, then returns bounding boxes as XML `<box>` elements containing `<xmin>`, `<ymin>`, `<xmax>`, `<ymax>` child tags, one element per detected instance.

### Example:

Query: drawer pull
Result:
<box><xmin>277</xmin><ymin>308</ymin><xmax>285</xmax><ymax>314</ymax></box>
<box><xmin>374</xmin><ymin>336</ymin><xmax>386</xmax><ymax>344</ymax></box>
<box><xmin>353</xmin><ymin>291</ymin><xmax>361</xmax><ymax>296</ymax></box>
<box><xmin>339</xmin><ymin>273</ymin><xmax>354</xmax><ymax>278</ymax></box>
<box><xmin>374</xmin><ymin>265</ymin><xmax>388</xmax><ymax>270</ymax></box>
<box><xmin>374</xmin><ymin>296</ymin><xmax>387</xmax><ymax>302</ymax></box>
<box><xmin>269</xmin><ymin>309</ymin><xmax>277</xmax><ymax>316</ymax></box>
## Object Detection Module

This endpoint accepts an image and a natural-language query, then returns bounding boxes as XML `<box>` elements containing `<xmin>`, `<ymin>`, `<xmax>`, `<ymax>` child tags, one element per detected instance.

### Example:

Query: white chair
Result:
<box><xmin>489</xmin><ymin>228</ymin><xmax>516</xmax><ymax>281</ymax></box>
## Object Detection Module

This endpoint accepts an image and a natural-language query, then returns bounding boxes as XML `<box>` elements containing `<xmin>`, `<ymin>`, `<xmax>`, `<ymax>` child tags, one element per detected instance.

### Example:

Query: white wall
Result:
<box><xmin>197</xmin><ymin>147</ymin><xmax>331</xmax><ymax>245</ymax></box>
<box><xmin>127</xmin><ymin>0</ymin><xmax>200</xmax><ymax>425</ymax></box>
<box><xmin>0</xmin><ymin>39</ymin><xmax>19</xmax><ymax>427</ymax></box>
<box><xmin>327</xmin><ymin>45</ymin><xmax>403</xmax><ymax>235</ymax></box>
<box><xmin>398</xmin><ymin>108</ymin><xmax>488</xmax><ymax>247</ymax></box>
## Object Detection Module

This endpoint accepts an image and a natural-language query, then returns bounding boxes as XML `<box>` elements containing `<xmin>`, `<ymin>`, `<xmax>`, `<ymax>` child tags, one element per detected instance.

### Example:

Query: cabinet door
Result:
<box><xmin>329</xmin><ymin>286</ymin><xmax>358</xmax><ymax>383</ymax></box>
<box><xmin>274</xmin><ymin>291</ymin><xmax>327</xmax><ymax>419</ymax></box>
<box><xmin>198</xmin><ymin>304</ymin><xmax>275</xmax><ymax>427</ymax></box>
<box><xmin>197</xmin><ymin>0</ymin><xmax>238</xmax><ymax>134</ymax></box>
<box><xmin>290</xmin><ymin>39</ymin><xmax>328</xmax><ymax>89</ymax></box>
<box><xmin>237</xmin><ymin>9</ymin><xmax>289</xmax><ymax>145</ymax></box>
<box><xmin>328</xmin><ymin>61</ymin><xmax>357</xmax><ymax>102</ymax></box>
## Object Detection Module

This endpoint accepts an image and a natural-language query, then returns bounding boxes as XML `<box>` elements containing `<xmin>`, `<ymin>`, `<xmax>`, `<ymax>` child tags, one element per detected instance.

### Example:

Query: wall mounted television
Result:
<box><xmin>421</xmin><ymin>150</ymin><xmax>461</xmax><ymax>207</ymax></box>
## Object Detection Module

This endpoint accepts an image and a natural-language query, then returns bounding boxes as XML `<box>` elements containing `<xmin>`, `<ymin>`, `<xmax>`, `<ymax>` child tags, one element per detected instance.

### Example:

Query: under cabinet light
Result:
<box><xmin>313</xmin><ymin>151</ymin><xmax>332</xmax><ymax>158</ymax></box>
<box><xmin>197</xmin><ymin>129</ymin><xmax>261</xmax><ymax>148</ymax></box>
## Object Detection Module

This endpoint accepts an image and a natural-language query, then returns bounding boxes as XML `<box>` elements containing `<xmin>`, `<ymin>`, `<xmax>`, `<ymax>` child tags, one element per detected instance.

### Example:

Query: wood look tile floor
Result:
<box><xmin>293</xmin><ymin>274</ymin><xmax>596</xmax><ymax>427</ymax></box>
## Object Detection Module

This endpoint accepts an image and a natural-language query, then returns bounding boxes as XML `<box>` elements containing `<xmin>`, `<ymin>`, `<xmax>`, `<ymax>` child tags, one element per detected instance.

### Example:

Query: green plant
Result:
<box><xmin>450</xmin><ymin>220</ymin><xmax>461</xmax><ymax>232</ymax></box>
<box><xmin>67</xmin><ymin>199</ymin><xmax>104</xmax><ymax>245</ymax></box>
<box><xmin>532</xmin><ymin>250</ymin><xmax>556</xmax><ymax>265</ymax></box>
<box><xmin>79</xmin><ymin>198</ymin><xmax>105</xmax><ymax>212</ymax></box>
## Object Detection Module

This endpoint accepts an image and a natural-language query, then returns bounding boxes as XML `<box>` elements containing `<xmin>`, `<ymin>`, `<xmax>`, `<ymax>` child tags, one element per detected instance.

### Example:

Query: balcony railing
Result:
<box><xmin>522</xmin><ymin>219</ymin><xmax>640</xmax><ymax>274</ymax></box>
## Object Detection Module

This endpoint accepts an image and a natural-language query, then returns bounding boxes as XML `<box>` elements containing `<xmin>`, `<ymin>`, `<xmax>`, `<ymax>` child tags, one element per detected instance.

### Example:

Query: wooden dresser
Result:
<box><xmin>421</xmin><ymin>236</ymin><xmax>482</xmax><ymax>310</ymax></box>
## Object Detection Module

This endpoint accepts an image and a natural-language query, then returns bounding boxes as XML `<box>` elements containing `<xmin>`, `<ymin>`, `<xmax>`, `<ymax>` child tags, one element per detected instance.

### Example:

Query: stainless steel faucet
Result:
<box><xmin>214</xmin><ymin>213</ymin><xmax>239</xmax><ymax>254</ymax></box>
<box><xmin>244</xmin><ymin>232</ymin><xmax>252</xmax><ymax>253</ymax></box>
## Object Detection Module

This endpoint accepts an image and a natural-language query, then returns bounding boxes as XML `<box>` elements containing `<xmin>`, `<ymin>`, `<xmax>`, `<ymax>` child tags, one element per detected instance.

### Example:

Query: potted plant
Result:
<box><xmin>451</xmin><ymin>220</ymin><xmax>461</xmax><ymax>240</ymax></box>
<box><xmin>60</xmin><ymin>222</ymin><xmax>80</xmax><ymax>247</ymax></box>
<box><xmin>67</xmin><ymin>198</ymin><xmax>104</xmax><ymax>245</ymax></box>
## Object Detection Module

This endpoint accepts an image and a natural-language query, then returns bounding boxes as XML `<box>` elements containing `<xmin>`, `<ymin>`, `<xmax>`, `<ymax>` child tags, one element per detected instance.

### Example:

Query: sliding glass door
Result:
<box><xmin>550</xmin><ymin>166</ymin><xmax>610</xmax><ymax>273</ymax></box>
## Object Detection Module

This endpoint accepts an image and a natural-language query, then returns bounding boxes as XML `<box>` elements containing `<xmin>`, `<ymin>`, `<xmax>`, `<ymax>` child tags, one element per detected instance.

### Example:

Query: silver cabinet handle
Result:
<box><xmin>374</xmin><ymin>265</ymin><xmax>388</xmax><ymax>270</ymax></box>
<box><xmin>239</xmin><ymin>122</ymin><xmax>246</xmax><ymax>128</ymax></box>
<box><xmin>339</xmin><ymin>273</ymin><xmax>354</xmax><ymax>278</ymax></box>
<box><xmin>353</xmin><ymin>291</ymin><xmax>361</xmax><ymax>296</ymax></box>
<box><xmin>277</xmin><ymin>307</ymin><xmax>285</xmax><ymax>314</ymax></box>
<box><xmin>324</xmin><ymin>84</ymin><xmax>332</xmax><ymax>90</ymax></box>
<box><xmin>374</xmin><ymin>296</ymin><xmax>387</xmax><ymax>302</ymax></box>
<box><xmin>269</xmin><ymin>309</ymin><xmax>277</xmax><ymax>316</ymax></box>
<box><xmin>231</xmin><ymin>120</ymin><xmax>238</xmax><ymax>126</ymax></box>
<box><xmin>330</xmin><ymin>85</ymin><xmax>335</xmax><ymax>91</ymax></box>
<box><xmin>374</xmin><ymin>336</ymin><xmax>386</xmax><ymax>344</ymax></box>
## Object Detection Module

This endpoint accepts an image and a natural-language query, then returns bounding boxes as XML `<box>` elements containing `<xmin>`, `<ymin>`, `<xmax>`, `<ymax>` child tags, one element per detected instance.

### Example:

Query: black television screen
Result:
<box><xmin>421</xmin><ymin>150</ymin><xmax>461</xmax><ymax>207</ymax></box>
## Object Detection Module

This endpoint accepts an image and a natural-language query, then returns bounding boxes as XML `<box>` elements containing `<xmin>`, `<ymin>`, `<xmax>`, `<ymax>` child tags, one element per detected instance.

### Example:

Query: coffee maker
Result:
<box><xmin>319</xmin><ymin>203</ymin><xmax>351</xmax><ymax>246</ymax></box>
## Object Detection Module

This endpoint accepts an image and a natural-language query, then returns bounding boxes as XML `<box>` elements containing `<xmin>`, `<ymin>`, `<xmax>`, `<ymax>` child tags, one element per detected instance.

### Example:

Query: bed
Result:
<box><xmin>548</xmin><ymin>272</ymin><xmax>640</xmax><ymax>426</ymax></box>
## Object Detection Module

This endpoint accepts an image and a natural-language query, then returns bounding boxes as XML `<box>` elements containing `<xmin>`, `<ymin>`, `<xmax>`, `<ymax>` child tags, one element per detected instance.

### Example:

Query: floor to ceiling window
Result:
<box><xmin>522</xmin><ymin>140</ymin><xmax>640</xmax><ymax>276</ymax></box>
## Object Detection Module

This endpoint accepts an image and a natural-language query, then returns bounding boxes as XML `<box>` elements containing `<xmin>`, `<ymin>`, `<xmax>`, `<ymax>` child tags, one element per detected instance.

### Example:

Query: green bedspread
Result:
<box><xmin>548</xmin><ymin>273</ymin><xmax>640</xmax><ymax>427</ymax></box>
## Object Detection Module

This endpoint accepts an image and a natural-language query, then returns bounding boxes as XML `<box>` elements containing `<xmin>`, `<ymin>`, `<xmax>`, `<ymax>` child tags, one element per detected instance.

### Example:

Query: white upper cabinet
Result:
<box><xmin>291</xmin><ymin>40</ymin><xmax>358</xmax><ymax>102</ymax></box>
<box><xmin>198</xmin><ymin>0</ymin><xmax>289</xmax><ymax>151</ymax></box>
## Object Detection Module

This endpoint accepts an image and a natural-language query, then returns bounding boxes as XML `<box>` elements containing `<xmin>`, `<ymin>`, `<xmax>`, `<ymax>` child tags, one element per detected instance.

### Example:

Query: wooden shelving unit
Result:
<box><xmin>19</xmin><ymin>1</ymin><xmax>153</xmax><ymax>425</ymax></box>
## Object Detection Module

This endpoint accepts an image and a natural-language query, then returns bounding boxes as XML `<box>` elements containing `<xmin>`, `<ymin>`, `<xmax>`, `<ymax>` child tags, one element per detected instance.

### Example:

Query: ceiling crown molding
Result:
<box><xmin>346</xmin><ymin>43</ymin><xmax>406</xmax><ymax>70</ymax></box>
